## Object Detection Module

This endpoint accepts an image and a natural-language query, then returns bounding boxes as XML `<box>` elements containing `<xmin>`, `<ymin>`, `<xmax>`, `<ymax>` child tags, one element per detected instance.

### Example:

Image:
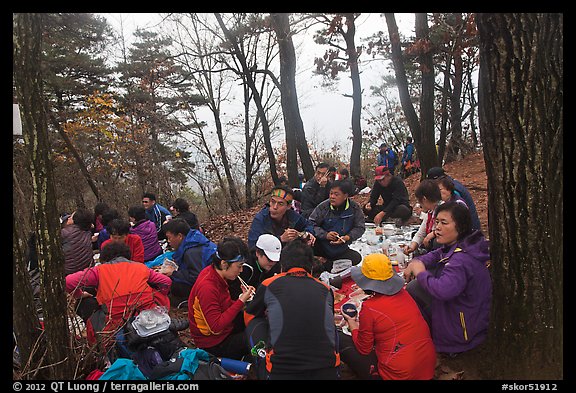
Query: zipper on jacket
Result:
<box><xmin>459</xmin><ymin>311</ymin><xmax>468</xmax><ymax>341</ymax></box>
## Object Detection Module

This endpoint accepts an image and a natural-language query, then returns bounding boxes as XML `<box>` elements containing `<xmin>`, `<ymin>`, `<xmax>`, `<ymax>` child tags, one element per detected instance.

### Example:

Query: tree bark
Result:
<box><xmin>415</xmin><ymin>13</ymin><xmax>437</xmax><ymax>173</ymax></box>
<box><xmin>445</xmin><ymin>13</ymin><xmax>465</xmax><ymax>163</ymax></box>
<box><xmin>270</xmin><ymin>13</ymin><xmax>314</xmax><ymax>187</ymax></box>
<box><xmin>385</xmin><ymin>13</ymin><xmax>438</xmax><ymax>179</ymax></box>
<box><xmin>13</xmin><ymin>13</ymin><xmax>73</xmax><ymax>379</ymax></box>
<box><xmin>477</xmin><ymin>12</ymin><xmax>563</xmax><ymax>379</ymax></box>
<box><xmin>340</xmin><ymin>14</ymin><xmax>363</xmax><ymax>179</ymax></box>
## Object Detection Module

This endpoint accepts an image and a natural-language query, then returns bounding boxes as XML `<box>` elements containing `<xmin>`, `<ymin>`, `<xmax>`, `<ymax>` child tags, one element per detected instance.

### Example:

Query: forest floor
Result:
<box><xmin>175</xmin><ymin>149</ymin><xmax>490</xmax><ymax>380</ymax></box>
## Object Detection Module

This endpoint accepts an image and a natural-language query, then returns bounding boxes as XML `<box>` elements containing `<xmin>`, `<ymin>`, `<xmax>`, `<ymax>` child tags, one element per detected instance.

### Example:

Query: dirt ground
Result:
<box><xmin>179</xmin><ymin>150</ymin><xmax>490</xmax><ymax>380</ymax></box>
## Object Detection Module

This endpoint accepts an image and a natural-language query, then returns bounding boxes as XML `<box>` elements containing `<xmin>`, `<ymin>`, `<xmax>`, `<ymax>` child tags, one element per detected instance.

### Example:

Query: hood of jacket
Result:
<box><xmin>455</xmin><ymin>230</ymin><xmax>490</xmax><ymax>264</ymax></box>
<box><xmin>172</xmin><ymin>229</ymin><xmax>216</xmax><ymax>266</ymax></box>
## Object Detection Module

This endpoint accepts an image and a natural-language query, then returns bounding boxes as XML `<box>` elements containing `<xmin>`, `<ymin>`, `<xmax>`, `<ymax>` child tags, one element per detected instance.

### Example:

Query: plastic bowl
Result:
<box><xmin>341</xmin><ymin>303</ymin><xmax>358</xmax><ymax>318</ymax></box>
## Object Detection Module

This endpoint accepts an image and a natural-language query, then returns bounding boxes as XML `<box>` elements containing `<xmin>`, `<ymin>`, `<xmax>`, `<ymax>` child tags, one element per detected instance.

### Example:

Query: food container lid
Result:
<box><xmin>131</xmin><ymin>307</ymin><xmax>171</xmax><ymax>337</ymax></box>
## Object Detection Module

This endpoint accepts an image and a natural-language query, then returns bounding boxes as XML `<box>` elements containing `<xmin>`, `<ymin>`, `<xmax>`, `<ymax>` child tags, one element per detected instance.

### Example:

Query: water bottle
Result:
<box><xmin>219</xmin><ymin>357</ymin><xmax>252</xmax><ymax>375</ymax></box>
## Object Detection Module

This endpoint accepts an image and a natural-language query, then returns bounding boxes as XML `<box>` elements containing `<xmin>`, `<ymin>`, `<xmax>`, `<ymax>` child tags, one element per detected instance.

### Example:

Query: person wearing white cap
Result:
<box><xmin>235</xmin><ymin>234</ymin><xmax>282</xmax><ymax>293</ymax></box>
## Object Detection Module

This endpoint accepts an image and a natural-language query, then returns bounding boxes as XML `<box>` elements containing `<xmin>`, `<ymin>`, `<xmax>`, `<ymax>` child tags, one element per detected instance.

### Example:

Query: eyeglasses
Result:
<box><xmin>142</xmin><ymin>200</ymin><xmax>150</xmax><ymax>204</ymax></box>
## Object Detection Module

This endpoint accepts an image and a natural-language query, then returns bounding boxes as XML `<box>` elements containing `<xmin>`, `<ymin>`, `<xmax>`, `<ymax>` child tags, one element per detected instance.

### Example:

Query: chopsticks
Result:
<box><xmin>238</xmin><ymin>275</ymin><xmax>254</xmax><ymax>301</ymax></box>
<box><xmin>238</xmin><ymin>275</ymin><xmax>250</xmax><ymax>292</ymax></box>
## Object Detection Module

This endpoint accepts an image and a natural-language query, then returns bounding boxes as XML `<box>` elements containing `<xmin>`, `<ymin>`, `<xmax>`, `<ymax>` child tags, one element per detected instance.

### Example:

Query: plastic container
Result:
<box><xmin>382</xmin><ymin>224</ymin><xmax>395</xmax><ymax>237</ymax></box>
<box><xmin>341</xmin><ymin>303</ymin><xmax>358</xmax><ymax>318</ymax></box>
<box><xmin>131</xmin><ymin>307</ymin><xmax>171</xmax><ymax>337</ymax></box>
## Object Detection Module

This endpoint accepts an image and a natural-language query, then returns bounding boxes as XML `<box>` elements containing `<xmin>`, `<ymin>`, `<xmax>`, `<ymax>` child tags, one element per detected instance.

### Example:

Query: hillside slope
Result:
<box><xmin>202</xmin><ymin>150</ymin><xmax>488</xmax><ymax>243</ymax></box>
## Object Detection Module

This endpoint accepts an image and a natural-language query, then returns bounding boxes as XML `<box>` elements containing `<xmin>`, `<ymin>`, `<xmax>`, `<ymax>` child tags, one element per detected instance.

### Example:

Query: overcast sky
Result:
<box><xmin>101</xmin><ymin>13</ymin><xmax>415</xmax><ymax>159</ymax></box>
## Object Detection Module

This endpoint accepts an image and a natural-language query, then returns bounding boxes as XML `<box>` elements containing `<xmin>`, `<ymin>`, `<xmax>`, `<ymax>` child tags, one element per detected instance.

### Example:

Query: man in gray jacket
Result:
<box><xmin>309</xmin><ymin>180</ymin><xmax>365</xmax><ymax>273</ymax></box>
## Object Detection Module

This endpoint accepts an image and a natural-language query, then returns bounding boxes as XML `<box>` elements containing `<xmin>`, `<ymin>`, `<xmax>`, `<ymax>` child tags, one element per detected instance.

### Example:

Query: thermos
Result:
<box><xmin>219</xmin><ymin>357</ymin><xmax>252</xmax><ymax>375</ymax></box>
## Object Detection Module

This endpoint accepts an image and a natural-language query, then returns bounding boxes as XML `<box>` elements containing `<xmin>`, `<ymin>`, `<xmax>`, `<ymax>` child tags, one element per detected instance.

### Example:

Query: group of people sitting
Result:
<box><xmin>61</xmin><ymin>164</ymin><xmax>490</xmax><ymax>380</ymax></box>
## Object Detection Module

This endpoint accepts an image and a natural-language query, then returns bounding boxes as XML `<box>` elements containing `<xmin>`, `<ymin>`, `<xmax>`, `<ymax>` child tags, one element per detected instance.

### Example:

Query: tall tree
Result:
<box><xmin>215</xmin><ymin>13</ymin><xmax>281</xmax><ymax>186</ymax></box>
<box><xmin>385</xmin><ymin>13</ymin><xmax>438</xmax><ymax>178</ymax></box>
<box><xmin>41</xmin><ymin>13</ymin><xmax>114</xmax><ymax>204</ymax></box>
<box><xmin>118</xmin><ymin>29</ymin><xmax>195</xmax><ymax>201</ymax></box>
<box><xmin>477</xmin><ymin>13</ymin><xmax>563</xmax><ymax>379</ymax></box>
<box><xmin>270</xmin><ymin>13</ymin><xmax>314</xmax><ymax>187</ymax></box>
<box><xmin>13</xmin><ymin>13</ymin><xmax>73</xmax><ymax>379</ymax></box>
<box><xmin>313</xmin><ymin>13</ymin><xmax>363</xmax><ymax>179</ymax></box>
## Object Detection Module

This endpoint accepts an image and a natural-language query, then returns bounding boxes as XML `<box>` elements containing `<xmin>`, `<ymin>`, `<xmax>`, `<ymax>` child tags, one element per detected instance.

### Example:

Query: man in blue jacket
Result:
<box><xmin>248</xmin><ymin>185</ymin><xmax>316</xmax><ymax>249</ymax></box>
<box><xmin>162</xmin><ymin>218</ymin><xmax>217</xmax><ymax>307</ymax></box>
<box><xmin>142</xmin><ymin>192</ymin><xmax>172</xmax><ymax>240</ymax></box>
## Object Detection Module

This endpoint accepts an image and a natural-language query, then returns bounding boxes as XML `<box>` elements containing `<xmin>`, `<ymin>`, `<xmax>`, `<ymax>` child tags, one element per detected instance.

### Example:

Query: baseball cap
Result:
<box><xmin>374</xmin><ymin>166</ymin><xmax>390</xmax><ymax>180</ymax></box>
<box><xmin>426</xmin><ymin>167</ymin><xmax>446</xmax><ymax>180</ymax></box>
<box><xmin>256</xmin><ymin>234</ymin><xmax>282</xmax><ymax>262</ymax></box>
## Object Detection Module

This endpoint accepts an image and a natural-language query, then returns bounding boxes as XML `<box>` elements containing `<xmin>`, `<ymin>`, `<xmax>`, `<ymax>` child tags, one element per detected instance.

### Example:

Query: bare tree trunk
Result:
<box><xmin>215</xmin><ymin>13</ymin><xmax>280</xmax><ymax>186</ymax></box>
<box><xmin>444</xmin><ymin>13</ymin><xmax>465</xmax><ymax>163</ymax></box>
<box><xmin>270</xmin><ymin>13</ymin><xmax>314</xmax><ymax>187</ymax></box>
<box><xmin>337</xmin><ymin>14</ymin><xmax>363</xmax><ymax>179</ymax></box>
<box><xmin>13</xmin><ymin>13</ymin><xmax>73</xmax><ymax>379</ymax></box>
<box><xmin>213</xmin><ymin>106</ymin><xmax>243</xmax><ymax>211</ymax></box>
<box><xmin>385</xmin><ymin>13</ymin><xmax>438</xmax><ymax>179</ymax></box>
<box><xmin>415</xmin><ymin>13</ymin><xmax>436</xmax><ymax>172</ymax></box>
<box><xmin>437</xmin><ymin>59</ymin><xmax>451</xmax><ymax>164</ymax></box>
<box><xmin>477</xmin><ymin>12</ymin><xmax>562</xmax><ymax>379</ymax></box>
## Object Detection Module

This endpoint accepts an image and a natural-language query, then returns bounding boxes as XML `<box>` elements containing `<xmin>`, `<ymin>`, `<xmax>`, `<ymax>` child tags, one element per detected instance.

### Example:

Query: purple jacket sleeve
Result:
<box><xmin>416</xmin><ymin>254</ymin><xmax>468</xmax><ymax>301</ymax></box>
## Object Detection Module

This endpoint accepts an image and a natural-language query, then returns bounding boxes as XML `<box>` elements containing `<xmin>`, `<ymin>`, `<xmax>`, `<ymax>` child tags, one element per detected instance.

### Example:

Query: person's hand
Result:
<box><xmin>403</xmin><ymin>260</ymin><xmax>425</xmax><ymax>282</ymax></box>
<box><xmin>423</xmin><ymin>232</ymin><xmax>435</xmax><ymax>248</ymax></box>
<box><xmin>342</xmin><ymin>312</ymin><xmax>359</xmax><ymax>330</ymax></box>
<box><xmin>239</xmin><ymin>285</ymin><xmax>256</xmax><ymax>303</ymax></box>
<box><xmin>326</xmin><ymin>231</ymin><xmax>340</xmax><ymax>242</ymax></box>
<box><xmin>401</xmin><ymin>242</ymin><xmax>418</xmax><ymax>255</ymax></box>
<box><xmin>306</xmin><ymin>233</ymin><xmax>316</xmax><ymax>246</ymax></box>
<box><xmin>281</xmin><ymin>228</ymin><xmax>300</xmax><ymax>243</ymax></box>
<box><xmin>373</xmin><ymin>211</ymin><xmax>385</xmax><ymax>226</ymax></box>
<box><xmin>81</xmin><ymin>291</ymin><xmax>93</xmax><ymax>299</ymax></box>
<box><xmin>364</xmin><ymin>202</ymin><xmax>372</xmax><ymax>211</ymax></box>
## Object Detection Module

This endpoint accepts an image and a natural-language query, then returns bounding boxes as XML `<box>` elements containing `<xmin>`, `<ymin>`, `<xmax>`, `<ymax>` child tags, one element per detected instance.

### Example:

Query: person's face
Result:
<box><xmin>110</xmin><ymin>234</ymin><xmax>127</xmax><ymax>243</ymax></box>
<box><xmin>377</xmin><ymin>174</ymin><xmax>392</xmax><ymax>187</ymax></box>
<box><xmin>221</xmin><ymin>260</ymin><xmax>244</xmax><ymax>281</ymax></box>
<box><xmin>165</xmin><ymin>231</ymin><xmax>184</xmax><ymax>250</ymax></box>
<box><xmin>434</xmin><ymin>210</ymin><xmax>459</xmax><ymax>245</ymax></box>
<box><xmin>329</xmin><ymin>187</ymin><xmax>348</xmax><ymax>208</ymax></box>
<box><xmin>314</xmin><ymin>167</ymin><xmax>329</xmax><ymax>182</ymax></box>
<box><xmin>142</xmin><ymin>197</ymin><xmax>155</xmax><ymax>209</ymax></box>
<box><xmin>420</xmin><ymin>196</ymin><xmax>436</xmax><ymax>212</ymax></box>
<box><xmin>256</xmin><ymin>250</ymin><xmax>277</xmax><ymax>272</ymax></box>
<box><xmin>438</xmin><ymin>184</ymin><xmax>451</xmax><ymax>202</ymax></box>
<box><xmin>269</xmin><ymin>196</ymin><xmax>290</xmax><ymax>221</ymax></box>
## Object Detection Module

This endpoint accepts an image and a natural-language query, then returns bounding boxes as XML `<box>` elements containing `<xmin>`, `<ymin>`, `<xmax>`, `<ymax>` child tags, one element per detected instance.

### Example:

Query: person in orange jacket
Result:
<box><xmin>339</xmin><ymin>253</ymin><xmax>436</xmax><ymax>380</ymax></box>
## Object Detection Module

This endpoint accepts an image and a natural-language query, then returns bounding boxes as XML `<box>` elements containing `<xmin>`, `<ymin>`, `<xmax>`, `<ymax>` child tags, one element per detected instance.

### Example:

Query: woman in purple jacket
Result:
<box><xmin>403</xmin><ymin>201</ymin><xmax>491</xmax><ymax>355</ymax></box>
<box><xmin>128</xmin><ymin>205</ymin><xmax>163</xmax><ymax>262</ymax></box>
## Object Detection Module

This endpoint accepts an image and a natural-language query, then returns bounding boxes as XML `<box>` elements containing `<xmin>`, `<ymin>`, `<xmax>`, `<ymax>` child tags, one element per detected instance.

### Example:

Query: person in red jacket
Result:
<box><xmin>188</xmin><ymin>237</ymin><xmax>255</xmax><ymax>360</ymax></box>
<box><xmin>101</xmin><ymin>218</ymin><xmax>145</xmax><ymax>263</ymax></box>
<box><xmin>66</xmin><ymin>242</ymin><xmax>171</xmax><ymax>351</ymax></box>
<box><xmin>339</xmin><ymin>253</ymin><xmax>436</xmax><ymax>380</ymax></box>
